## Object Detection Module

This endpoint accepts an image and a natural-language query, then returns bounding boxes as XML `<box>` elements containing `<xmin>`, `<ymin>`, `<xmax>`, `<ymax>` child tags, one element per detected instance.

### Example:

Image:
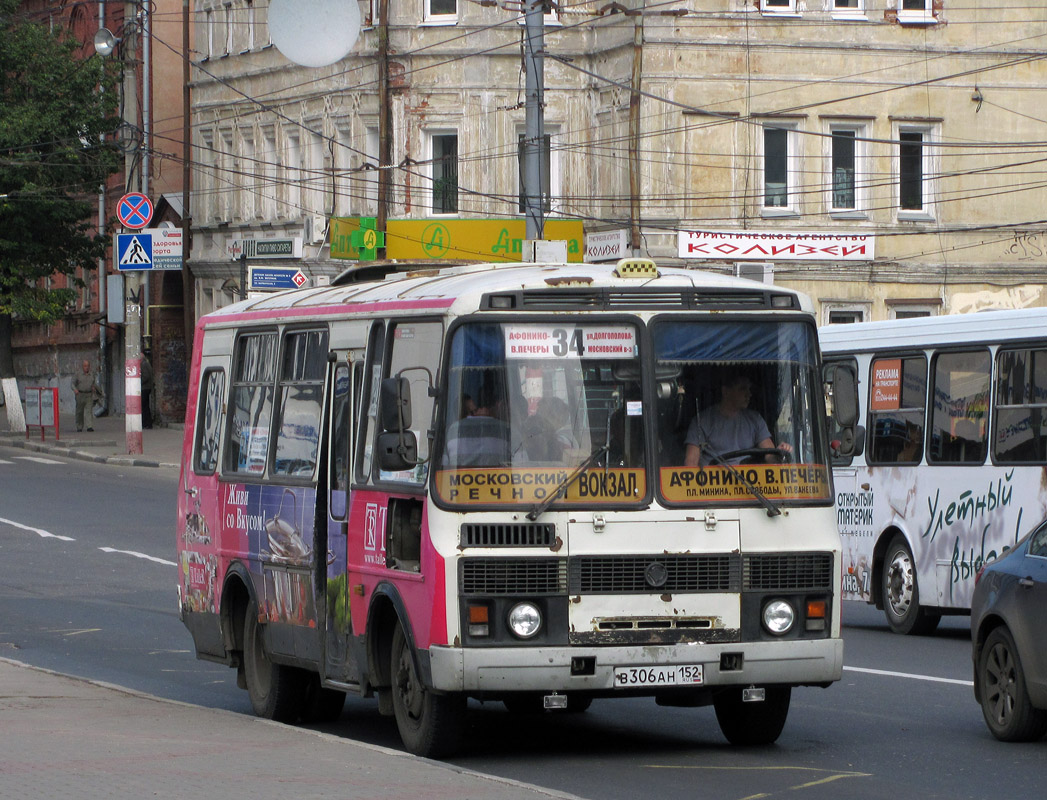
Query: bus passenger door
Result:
<box><xmin>324</xmin><ymin>354</ymin><xmax>363</xmax><ymax>683</ymax></box>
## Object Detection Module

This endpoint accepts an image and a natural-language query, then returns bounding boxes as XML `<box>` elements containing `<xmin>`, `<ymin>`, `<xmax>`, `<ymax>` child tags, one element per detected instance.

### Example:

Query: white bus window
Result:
<box><xmin>273</xmin><ymin>329</ymin><xmax>329</xmax><ymax>477</ymax></box>
<box><xmin>226</xmin><ymin>332</ymin><xmax>277</xmax><ymax>474</ymax></box>
<box><xmin>929</xmin><ymin>350</ymin><xmax>990</xmax><ymax>465</ymax></box>
<box><xmin>381</xmin><ymin>320</ymin><xmax>443</xmax><ymax>485</ymax></box>
<box><xmin>194</xmin><ymin>369</ymin><xmax>225</xmax><ymax>474</ymax></box>
<box><xmin>868</xmin><ymin>356</ymin><xmax>926</xmax><ymax>465</ymax></box>
<box><xmin>994</xmin><ymin>348</ymin><xmax>1047</xmax><ymax>464</ymax></box>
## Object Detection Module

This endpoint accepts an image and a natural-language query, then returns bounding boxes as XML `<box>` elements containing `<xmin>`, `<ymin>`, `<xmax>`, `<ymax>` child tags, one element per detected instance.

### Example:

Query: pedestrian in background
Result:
<box><xmin>73</xmin><ymin>359</ymin><xmax>98</xmax><ymax>432</ymax></box>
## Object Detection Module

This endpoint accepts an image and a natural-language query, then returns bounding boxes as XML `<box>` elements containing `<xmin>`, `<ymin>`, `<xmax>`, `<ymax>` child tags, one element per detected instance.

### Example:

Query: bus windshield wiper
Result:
<box><xmin>693</xmin><ymin>406</ymin><xmax>781</xmax><ymax>518</ymax></box>
<box><xmin>526</xmin><ymin>443</ymin><xmax>609</xmax><ymax>522</ymax></box>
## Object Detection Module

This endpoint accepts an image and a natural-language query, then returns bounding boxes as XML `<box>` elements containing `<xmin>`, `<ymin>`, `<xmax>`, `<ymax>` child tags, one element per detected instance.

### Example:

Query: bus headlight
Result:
<box><xmin>762</xmin><ymin>600</ymin><xmax>795</xmax><ymax>635</ymax></box>
<box><xmin>507</xmin><ymin>602</ymin><xmax>542</xmax><ymax>639</ymax></box>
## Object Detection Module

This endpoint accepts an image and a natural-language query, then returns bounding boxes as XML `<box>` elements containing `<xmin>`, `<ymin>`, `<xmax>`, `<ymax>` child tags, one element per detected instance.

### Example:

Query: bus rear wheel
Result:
<box><xmin>713</xmin><ymin>686</ymin><xmax>791</xmax><ymax>745</ymax></box>
<box><xmin>882</xmin><ymin>535</ymin><xmax>941</xmax><ymax>635</ymax></box>
<box><xmin>243</xmin><ymin>602</ymin><xmax>305</xmax><ymax>723</ymax></box>
<box><xmin>390</xmin><ymin>623</ymin><xmax>465</xmax><ymax>758</ymax></box>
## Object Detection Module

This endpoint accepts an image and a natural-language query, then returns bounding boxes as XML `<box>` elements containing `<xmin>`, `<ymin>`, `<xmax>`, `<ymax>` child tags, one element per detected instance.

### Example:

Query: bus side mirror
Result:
<box><xmin>377</xmin><ymin>430</ymin><xmax>418</xmax><ymax>471</ymax></box>
<box><xmin>825</xmin><ymin>364</ymin><xmax>858</xmax><ymax>428</ymax></box>
<box><xmin>381</xmin><ymin>376</ymin><xmax>412</xmax><ymax>432</ymax></box>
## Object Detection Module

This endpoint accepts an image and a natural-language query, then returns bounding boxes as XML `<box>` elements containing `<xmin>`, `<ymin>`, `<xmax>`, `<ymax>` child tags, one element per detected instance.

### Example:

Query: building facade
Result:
<box><xmin>187</xmin><ymin>0</ymin><xmax>1047</xmax><ymax>323</ymax></box>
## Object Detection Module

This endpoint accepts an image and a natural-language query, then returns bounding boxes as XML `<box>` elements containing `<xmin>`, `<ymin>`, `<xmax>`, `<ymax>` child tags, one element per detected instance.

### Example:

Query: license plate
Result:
<box><xmin>613</xmin><ymin>664</ymin><xmax>704</xmax><ymax>688</ymax></box>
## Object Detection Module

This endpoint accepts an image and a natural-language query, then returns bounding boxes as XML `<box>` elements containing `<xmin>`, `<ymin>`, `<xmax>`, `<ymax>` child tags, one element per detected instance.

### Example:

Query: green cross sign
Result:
<box><xmin>349</xmin><ymin>218</ymin><xmax>385</xmax><ymax>260</ymax></box>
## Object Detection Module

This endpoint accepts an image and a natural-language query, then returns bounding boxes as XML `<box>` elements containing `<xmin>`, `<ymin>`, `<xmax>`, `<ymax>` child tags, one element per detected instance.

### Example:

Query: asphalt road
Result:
<box><xmin>1</xmin><ymin>446</ymin><xmax>1043</xmax><ymax>800</ymax></box>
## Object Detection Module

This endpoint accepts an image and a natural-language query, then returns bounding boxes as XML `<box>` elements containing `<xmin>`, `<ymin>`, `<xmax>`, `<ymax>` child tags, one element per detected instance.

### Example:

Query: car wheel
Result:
<box><xmin>979</xmin><ymin>626</ymin><xmax>1047</xmax><ymax>742</ymax></box>
<box><xmin>391</xmin><ymin>623</ymin><xmax>466</xmax><ymax>757</ymax></box>
<box><xmin>713</xmin><ymin>687</ymin><xmax>791</xmax><ymax>746</ymax></box>
<box><xmin>882</xmin><ymin>535</ymin><xmax>941</xmax><ymax>635</ymax></box>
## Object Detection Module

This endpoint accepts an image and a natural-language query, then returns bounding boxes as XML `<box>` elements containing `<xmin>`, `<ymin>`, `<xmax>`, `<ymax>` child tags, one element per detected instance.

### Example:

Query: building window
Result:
<box><xmin>821</xmin><ymin>301</ymin><xmax>869</xmax><ymax>325</ymax></box>
<box><xmin>831</xmin><ymin>129</ymin><xmax>856</xmax><ymax>211</ymax></box>
<box><xmin>430</xmin><ymin>132</ymin><xmax>459</xmax><ymax>215</ymax></box>
<box><xmin>424</xmin><ymin>0</ymin><xmax>457</xmax><ymax>23</ymax></box>
<box><xmin>897</xmin><ymin>124</ymin><xmax>936</xmax><ymax>219</ymax></box>
<box><xmin>898</xmin><ymin>0</ymin><xmax>935</xmax><ymax>23</ymax></box>
<box><xmin>833</xmin><ymin>0</ymin><xmax>865</xmax><ymax>16</ymax></box>
<box><xmin>762</xmin><ymin>123</ymin><xmax>799</xmax><ymax>214</ymax></box>
<box><xmin>761</xmin><ymin>0</ymin><xmax>797</xmax><ymax>13</ymax></box>
<box><xmin>887</xmin><ymin>301</ymin><xmax>938</xmax><ymax>320</ymax></box>
<box><xmin>517</xmin><ymin>127</ymin><xmax>560</xmax><ymax>215</ymax></box>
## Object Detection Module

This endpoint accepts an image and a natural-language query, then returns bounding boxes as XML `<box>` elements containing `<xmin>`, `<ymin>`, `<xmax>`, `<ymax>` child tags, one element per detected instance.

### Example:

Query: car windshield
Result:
<box><xmin>434</xmin><ymin>321</ymin><xmax>647</xmax><ymax>508</ymax></box>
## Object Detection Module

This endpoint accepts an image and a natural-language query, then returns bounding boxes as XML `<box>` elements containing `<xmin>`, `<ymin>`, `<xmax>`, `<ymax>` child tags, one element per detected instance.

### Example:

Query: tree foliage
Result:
<box><xmin>0</xmin><ymin>0</ymin><xmax>121</xmax><ymax>331</ymax></box>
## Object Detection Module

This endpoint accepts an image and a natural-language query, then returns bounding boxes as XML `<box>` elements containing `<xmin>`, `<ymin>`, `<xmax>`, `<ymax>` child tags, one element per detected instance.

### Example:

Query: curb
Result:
<box><xmin>0</xmin><ymin>433</ymin><xmax>176</xmax><ymax>469</ymax></box>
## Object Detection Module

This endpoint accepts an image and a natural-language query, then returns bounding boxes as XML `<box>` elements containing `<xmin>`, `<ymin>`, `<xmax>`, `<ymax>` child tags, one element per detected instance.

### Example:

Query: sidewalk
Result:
<box><xmin>0</xmin><ymin>658</ymin><xmax>573</xmax><ymax>800</ymax></box>
<box><xmin>0</xmin><ymin>410</ymin><xmax>182</xmax><ymax>469</ymax></box>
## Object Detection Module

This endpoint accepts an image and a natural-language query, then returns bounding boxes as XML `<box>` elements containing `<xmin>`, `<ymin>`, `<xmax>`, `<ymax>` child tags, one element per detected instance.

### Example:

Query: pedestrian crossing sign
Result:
<box><xmin>116</xmin><ymin>233</ymin><xmax>153</xmax><ymax>270</ymax></box>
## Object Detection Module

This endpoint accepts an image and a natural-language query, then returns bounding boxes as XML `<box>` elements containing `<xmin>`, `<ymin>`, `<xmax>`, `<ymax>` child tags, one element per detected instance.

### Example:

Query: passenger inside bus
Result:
<box><xmin>683</xmin><ymin>371</ymin><xmax>793</xmax><ymax>467</ymax></box>
<box><xmin>443</xmin><ymin>378</ymin><xmax>511</xmax><ymax>467</ymax></box>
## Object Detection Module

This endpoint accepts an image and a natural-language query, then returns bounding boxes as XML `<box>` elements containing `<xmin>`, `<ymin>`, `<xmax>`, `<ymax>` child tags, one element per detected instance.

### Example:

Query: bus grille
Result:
<box><xmin>460</xmin><ymin>558</ymin><xmax>567</xmax><ymax>595</ymax></box>
<box><xmin>460</xmin><ymin>522</ymin><xmax>557</xmax><ymax>548</ymax></box>
<box><xmin>505</xmin><ymin>288</ymin><xmax>794</xmax><ymax>311</ymax></box>
<box><xmin>743</xmin><ymin>553</ymin><xmax>834</xmax><ymax>590</ymax></box>
<box><xmin>568</xmin><ymin>554</ymin><xmax>740</xmax><ymax>594</ymax></box>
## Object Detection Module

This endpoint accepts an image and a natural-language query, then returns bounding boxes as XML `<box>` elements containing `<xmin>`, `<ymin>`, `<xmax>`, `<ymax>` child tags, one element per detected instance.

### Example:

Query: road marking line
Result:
<box><xmin>844</xmin><ymin>665</ymin><xmax>973</xmax><ymax>687</ymax></box>
<box><xmin>13</xmin><ymin>455</ymin><xmax>65</xmax><ymax>464</ymax></box>
<box><xmin>0</xmin><ymin>516</ymin><xmax>75</xmax><ymax>541</ymax></box>
<box><xmin>98</xmin><ymin>546</ymin><xmax>176</xmax><ymax>566</ymax></box>
<box><xmin>0</xmin><ymin>458</ymin><xmax>13</xmax><ymax>464</ymax></box>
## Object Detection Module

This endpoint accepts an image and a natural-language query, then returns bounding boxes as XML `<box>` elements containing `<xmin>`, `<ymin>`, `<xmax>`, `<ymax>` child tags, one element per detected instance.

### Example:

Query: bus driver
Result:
<box><xmin>684</xmin><ymin>372</ymin><xmax>792</xmax><ymax>467</ymax></box>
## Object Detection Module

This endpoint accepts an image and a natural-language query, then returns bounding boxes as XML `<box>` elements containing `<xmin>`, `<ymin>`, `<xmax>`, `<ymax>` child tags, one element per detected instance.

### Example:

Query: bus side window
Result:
<box><xmin>194</xmin><ymin>368</ymin><xmax>226</xmax><ymax>474</ymax></box>
<box><xmin>356</xmin><ymin>322</ymin><xmax>386</xmax><ymax>483</ymax></box>
<box><xmin>929</xmin><ymin>350</ymin><xmax>990</xmax><ymax>465</ymax></box>
<box><xmin>868</xmin><ymin>355</ymin><xmax>926</xmax><ymax>465</ymax></box>
<box><xmin>994</xmin><ymin>347</ymin><xmax>1047</xmax><ymax>464</ymax></box>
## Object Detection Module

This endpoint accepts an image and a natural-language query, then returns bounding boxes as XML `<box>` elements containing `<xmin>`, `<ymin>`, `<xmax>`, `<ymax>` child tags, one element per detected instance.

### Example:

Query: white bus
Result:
<box><xmin>177</xmin><ymin>258</ymin><xmax>854</xmax><ymax>756</ymax></box>
<box><xmin>820</xmin><ymin>308</ymin><xmax>1047</xmax><ymax>635</ymax></box>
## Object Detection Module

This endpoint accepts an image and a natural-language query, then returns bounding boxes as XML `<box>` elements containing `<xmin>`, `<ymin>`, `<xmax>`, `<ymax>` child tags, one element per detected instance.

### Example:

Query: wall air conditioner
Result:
<box><xmin>734</xmin><ymin>262</ymin><xmax>774</xmax><ymax>284</ymax></box>
<box><xmin>304</xmin><ymin>215</ymin><xmax>328</xmax><ymax>245</ymax></box>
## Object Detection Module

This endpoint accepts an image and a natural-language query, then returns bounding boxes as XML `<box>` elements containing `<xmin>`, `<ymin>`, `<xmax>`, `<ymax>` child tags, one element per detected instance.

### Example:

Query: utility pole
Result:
<box><xmin>123</xmin><ymin>0</ymin><xmax>144</xmax><ymax>455</ymax></box>
<box><xmin>376</xmin><ymin>0</ymin><xmax>390</xmax><ymax>256</ymax></box>
<box><xmin>522</xmin><ymin>0</ymin><xmax>545</xmax><ymax>244</ymax></box>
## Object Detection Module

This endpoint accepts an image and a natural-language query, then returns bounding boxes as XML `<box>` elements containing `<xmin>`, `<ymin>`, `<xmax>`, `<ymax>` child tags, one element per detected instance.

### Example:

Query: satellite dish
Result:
<box><xmin>268</xmin><ymin>0</ymin><xmax>362</xmax><ymax>68</ymax></box>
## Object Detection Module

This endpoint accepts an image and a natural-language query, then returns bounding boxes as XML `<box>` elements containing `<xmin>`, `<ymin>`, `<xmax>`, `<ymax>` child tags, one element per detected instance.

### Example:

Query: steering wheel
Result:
<box><xmin>719</xmin><ymin>447</ymin><xmax>790</xmax><ymax>464</ymax></box>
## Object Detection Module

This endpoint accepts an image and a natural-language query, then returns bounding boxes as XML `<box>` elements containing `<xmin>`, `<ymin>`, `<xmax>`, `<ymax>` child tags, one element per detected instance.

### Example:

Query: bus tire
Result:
<box><xmin>714</xmin><ymin>686</ymin><xmax>791</xmax><ymax>745</ymax></box>
<box><xmin>391</xmin><ymin>623</ymin><xmax>466</xmax><ymax>758</ymax></box>
<box><xmin>300</xmin><ymin>673</ymin><xmax>346</xmax><ymax>724</ymax></box>
<box><xmin>978</xmin><ymin>626</ymin><xmax>1047</xmax><ymax>742</ymax></box>
<box><xmin>243</xmin><ymin>603</ymin><xmax>305</xmax><ymax>723</ymax></box>
<box><xmin>882</xmin><ymin>535</ymin><xmax>941</xmax><ymax>635</ymax></box>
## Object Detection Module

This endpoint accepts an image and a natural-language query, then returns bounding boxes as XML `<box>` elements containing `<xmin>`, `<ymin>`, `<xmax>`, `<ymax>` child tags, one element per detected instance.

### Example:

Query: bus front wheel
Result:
<box><xmin>391</xmin><ymin>623</ymin><xmax>466</xmax><ymax>758</ymax></box>
<box><xmin>243</xmin><ymin>602</ymin><xmax>305</xmax><ymax>722</ymax></box>
<box><xmin>714</xmin><ymin>686</ymin><xmax>791</xmax><ymax>745</ymax></box>
<box><xmin>882</xmin><ymin>536</ymin><xmax>941</xmax><ymax>635</ymax></box>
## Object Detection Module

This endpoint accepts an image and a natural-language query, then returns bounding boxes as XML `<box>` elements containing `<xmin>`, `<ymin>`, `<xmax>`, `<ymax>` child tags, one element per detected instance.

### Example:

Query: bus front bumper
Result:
<box><xmin>427</xmin><ymin>638</ymin><xmax>844</xmax><ymax>693</ymax></box>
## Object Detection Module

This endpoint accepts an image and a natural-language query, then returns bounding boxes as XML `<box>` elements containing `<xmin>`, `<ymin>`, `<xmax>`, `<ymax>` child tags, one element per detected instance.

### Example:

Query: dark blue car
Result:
<box><xmin>971</xmin><ymin>520</ymin><xmax>1047</xmax><ymax>741</ymax></box>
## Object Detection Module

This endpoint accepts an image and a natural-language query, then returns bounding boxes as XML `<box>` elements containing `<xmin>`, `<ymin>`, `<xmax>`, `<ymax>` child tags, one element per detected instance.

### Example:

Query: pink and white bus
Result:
<box><xmin>177</xmin><ymin>258</ymin><xmax>853</xmax><ymax>756</ymax></box>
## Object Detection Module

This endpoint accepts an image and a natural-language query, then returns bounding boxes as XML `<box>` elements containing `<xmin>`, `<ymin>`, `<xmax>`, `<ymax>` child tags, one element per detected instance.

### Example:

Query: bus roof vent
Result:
<box><xmin>613</xmin><ymin>258</ymin><xmax>660</xmax><ymax>279</ymax></box>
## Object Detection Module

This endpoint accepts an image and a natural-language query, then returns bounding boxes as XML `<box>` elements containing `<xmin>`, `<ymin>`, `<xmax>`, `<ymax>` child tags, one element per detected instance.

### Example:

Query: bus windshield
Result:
<box><xmin>434</xmin><ymin>320</ymin><xmax>647</xmax><ymax>507</ymax></box>
<box><xmin>652</xmin><ymin>319</ymin><xmax>832</xmax><ymax>506</ymax></box>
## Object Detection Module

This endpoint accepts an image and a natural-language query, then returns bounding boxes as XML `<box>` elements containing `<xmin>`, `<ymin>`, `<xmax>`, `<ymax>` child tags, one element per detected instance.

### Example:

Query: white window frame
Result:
<box><xmin>887</xmin><ymin>300</ymin><xmax>940</xmax><ymax>319</ymax></box>
<box><xmin>223</xmin><ymin>3</ymin><xmax>233</xmax><ymax>56</ymax></box>
<box><xmin>260</xmin><ymin>126</ymin><xmax>277</xmax><ymax>219</ymax></box>
<box><xmin>283</xmin><ymin>129</ymin><xmax>302</xmax><ymax>219</ymax></box>
<box><xmin>821</xmin><ymin>301</ymin><xmax>870</xmax><ymax>326</ymax></box>
<box><xmin>898</xmin><ymin>0</ymin><xmax>936</xmax><ymax>25</ymax></box>
<box><xmin>244</xmin><ymin>1</ymin><xmax>255</xmax><ymax>52</ymax></box>
<box><xmin>825</xmin><ymin>120</ymin><xmax>868</xmax><ymax>217</ymax></box>
<box><xmin>761</xmin><ymin>0</ymin><xmax>798</xmax><ymax>16</ymax></box>
<box><xmin>895</xmin><ymin>121</ymin><xmax>938</xmax><ymax>222</ymax></box>
<box><xmin>759</xmin><ymin>120</ymin><xmax>802</xmax><ymax>217</ymax></box>
<box><xmin>241</xmin><ymin>129</ymin><xmax>257</xmax><ymax>220</ymax></box>
<box><xmin>427</xmin><ymin>130</ymin><xmax>459</xmax><ymax>217</ymax></box>
<box><xmin>516</xmin><ymin>124</ymin><xmax>561</xmax><ymax>217</ymax></box>
<box><xmin>832</xmin><ymin>0</ymin><xmax>866</xmax><ymax>20</ymax></box>
<box><xmin>422</xmin><ymin>0</ymin><xmax>458</xmax><ymax>25</ymax></box>
<box><xmin>204</xmin><ymin>8</ymin><xmax>215</xmax><ymax>58</ymax></box>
